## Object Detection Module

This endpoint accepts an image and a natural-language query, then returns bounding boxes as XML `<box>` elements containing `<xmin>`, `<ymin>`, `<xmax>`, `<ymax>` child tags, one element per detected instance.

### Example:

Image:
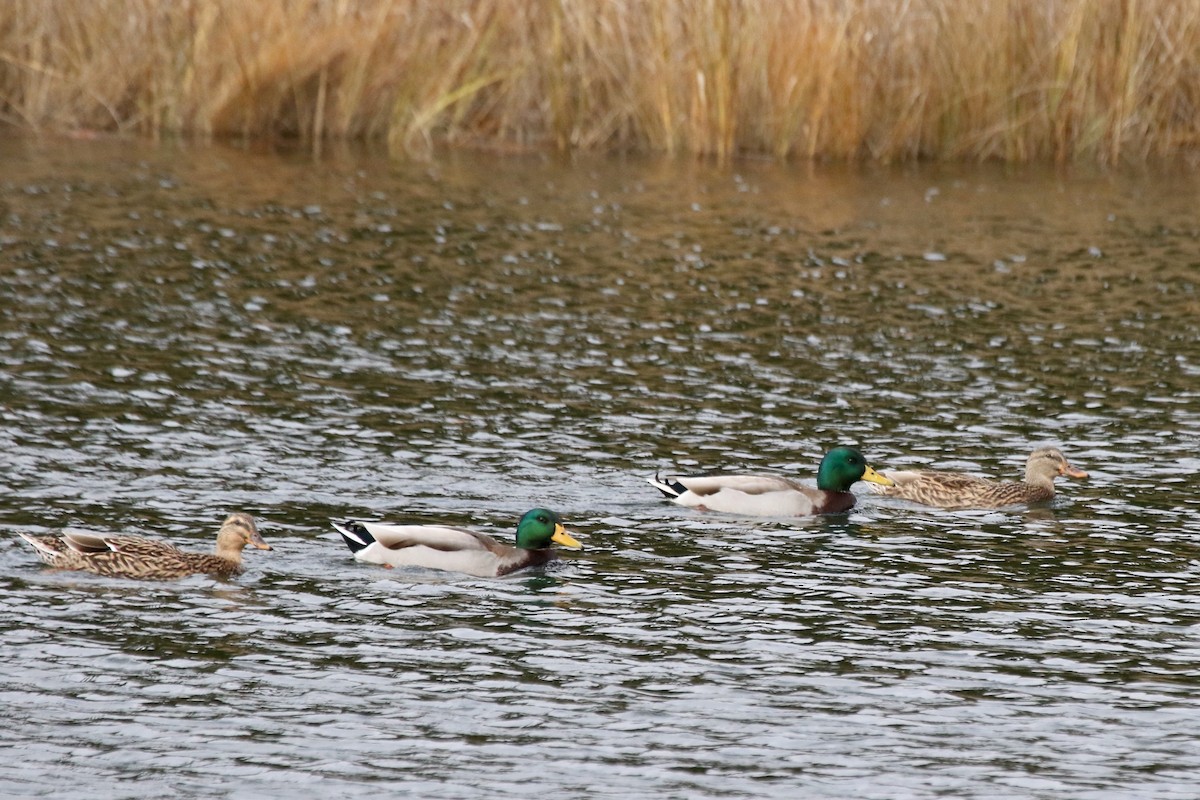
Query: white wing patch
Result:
<box><xmin>356</xmin><ymin>523</ymin><xmax>490</xmax><ymax>552</ymax></box>
<box><xmin>62</xmin><ymin>529</ymin><xmax>120</xmax><ymax>554</ymax></box>
<box><xmin>671</xmin><ymin>475</ymin><xmax>803</xmax><ymax>495</ymax></box>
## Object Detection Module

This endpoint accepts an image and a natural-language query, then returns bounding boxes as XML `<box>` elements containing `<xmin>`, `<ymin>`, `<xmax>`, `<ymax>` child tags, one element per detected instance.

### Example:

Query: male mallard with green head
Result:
<box><xmin>876</xmin><ymin>447</ymin><xmax>1087</xmax><ymax>509</ymax></box>
<box><xmin>648</xmin><ymin>446</ymin><xmax>894</xmax><ymax>516</ymax></box>
<box><xmin>332</xmin><ymin>507</ymin><xmax>582</xmax><ymax>577</ymax></box>
<box><xmin>18</xmin><ymin>512</ymin><xmax>272</xmax><ymax>580</ymax></box>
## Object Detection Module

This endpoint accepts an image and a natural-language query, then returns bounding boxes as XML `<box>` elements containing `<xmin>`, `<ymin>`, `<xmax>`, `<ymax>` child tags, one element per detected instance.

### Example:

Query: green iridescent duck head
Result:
<box><xmin>514</xmin><ymin>508</ymin><xmax>582</xmax><ymax>550</ymax></box>
<box><xmin>815</xmin><ymin>447</ymin><xmax>894</xmax><ymax>492</ymax></box>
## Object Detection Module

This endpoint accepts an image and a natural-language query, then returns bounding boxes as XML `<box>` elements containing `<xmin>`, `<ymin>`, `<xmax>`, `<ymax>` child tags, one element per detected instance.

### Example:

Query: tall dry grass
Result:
<box><xmin>1</xmin><ymin>0</ymin><xmax>1198</xmax><ymax>162</ymax></box>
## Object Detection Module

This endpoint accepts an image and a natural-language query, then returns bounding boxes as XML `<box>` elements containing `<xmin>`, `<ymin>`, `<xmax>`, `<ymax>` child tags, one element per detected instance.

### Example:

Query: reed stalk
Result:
<box><xmin>0</xmin><ymin>0</ymin><xmax>1197</xmax><ymax>163</ymax></box>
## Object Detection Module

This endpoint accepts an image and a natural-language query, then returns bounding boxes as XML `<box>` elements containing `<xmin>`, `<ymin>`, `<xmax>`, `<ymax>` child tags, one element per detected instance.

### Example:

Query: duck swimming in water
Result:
<box><xmin>18</xmin><ymin>512</ymin><xmax>272</xmax><ymax>580</ymax></box>
<box><xmin>876</xmin><ymin>447</ymin><xmax>1087</xmax><ymax>509</ymax></box>
<box><xmin>332</xmin><ymin>507</ymin><xmax>582</xmax><ymax>577</ymax></box>
<box><xmin>648</xmin><ymin>446</ymin><xmax>894</xmax><ymax>516</ymax></box>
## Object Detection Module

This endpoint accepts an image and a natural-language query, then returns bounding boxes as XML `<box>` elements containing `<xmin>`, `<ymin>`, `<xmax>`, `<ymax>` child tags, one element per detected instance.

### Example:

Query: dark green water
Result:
<box><xmin>1</xmin><ymin>136</ymin><xmax>1199</xmax><ymax>799</ymax></box>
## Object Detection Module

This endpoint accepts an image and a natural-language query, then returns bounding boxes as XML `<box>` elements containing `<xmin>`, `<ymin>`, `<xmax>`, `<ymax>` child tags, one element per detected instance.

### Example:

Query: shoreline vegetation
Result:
<box><xmin>2</xmin><ymin>0</ymin><xmax>1198</xmax><ymax>163</ymax></box>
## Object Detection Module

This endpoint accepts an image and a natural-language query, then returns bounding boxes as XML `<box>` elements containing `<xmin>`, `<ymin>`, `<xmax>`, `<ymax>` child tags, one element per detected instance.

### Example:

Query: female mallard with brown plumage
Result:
<box><xmin>876</xmin><ymin>447</ymin><xmax>1087</xmax><ymax>509</ymax></box>
<box><xmin>17</xmin><ymin>512</ymin><xmax>272</xmax><ymax>579</ymax></box>
<box><xmin>648</xmin><ymin>446</ymin><xmax>894</xmax><ymax>516</ymax></box>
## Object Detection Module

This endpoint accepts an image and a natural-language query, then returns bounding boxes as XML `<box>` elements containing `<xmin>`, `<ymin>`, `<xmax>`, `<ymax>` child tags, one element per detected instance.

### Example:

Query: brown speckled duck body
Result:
<box><xmin>18</xmin><ymin>512</ymin><xmax>271</xmax><ymax>580</ymax></box>
<box><xmin>878</xmin><ymin>448</ymin><xmax>1087</xmax><ymax>509</ymax></box>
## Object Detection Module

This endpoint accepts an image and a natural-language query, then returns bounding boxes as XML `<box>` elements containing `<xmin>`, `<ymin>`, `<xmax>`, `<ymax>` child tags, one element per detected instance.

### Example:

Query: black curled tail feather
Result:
<box><xmin>332</xmin><ymin>521</ymin><xmax>375</xmax><ymax>553</ymax></box>
<box><xmin>648</xmin><ymin>473</ymin><xmax>688</xmax><ymax>499</ymax></box>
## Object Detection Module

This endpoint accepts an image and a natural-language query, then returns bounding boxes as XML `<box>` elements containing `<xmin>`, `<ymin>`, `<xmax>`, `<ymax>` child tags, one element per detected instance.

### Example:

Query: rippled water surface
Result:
<box><xmin>2</xmin><ymin>137</ymin><xmax>1199</xmax><ymax>799</ymax></box>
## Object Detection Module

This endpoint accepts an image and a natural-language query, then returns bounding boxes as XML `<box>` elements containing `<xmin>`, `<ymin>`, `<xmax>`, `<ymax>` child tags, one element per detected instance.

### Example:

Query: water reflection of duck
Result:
<box><xmin>332</xmin><ymin>508</ymin><xmax>582</xmax><ymax>577</ymax></box>
<box><xmin>648</xmin><ymin>446</ymin><xmax>894</xmax><ymax>516</ymax></box>
<box><xmin>876</xmin><ymin>447</ymin><xmax>1088</xmax><ymax>509</ymax></box>
<box><xmin>18</xmin><ymin>512</ymin><xmax>272</xmax><ymax>579</ymax></box>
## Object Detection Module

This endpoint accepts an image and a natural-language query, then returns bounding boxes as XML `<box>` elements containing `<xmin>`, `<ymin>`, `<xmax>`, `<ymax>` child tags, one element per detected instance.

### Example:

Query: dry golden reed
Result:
<box><xmin>1</xmin><ymin>0</ymin><xmax>1198</xmax><ymax>162</ymax></box>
